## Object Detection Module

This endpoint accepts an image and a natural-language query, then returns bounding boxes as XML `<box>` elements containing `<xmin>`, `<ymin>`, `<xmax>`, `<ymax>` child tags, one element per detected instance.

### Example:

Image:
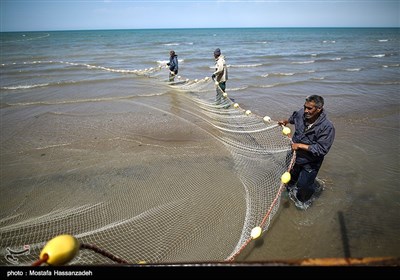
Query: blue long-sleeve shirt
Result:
<box><xmin>288</xmin><ymin>109</ymin><xmax>335</xmax><ymax>168</ymax></box>
<box><xmin>169</xmin><ymin>55</ymin><xmax>178</xmax><ymax>74</ymax></box>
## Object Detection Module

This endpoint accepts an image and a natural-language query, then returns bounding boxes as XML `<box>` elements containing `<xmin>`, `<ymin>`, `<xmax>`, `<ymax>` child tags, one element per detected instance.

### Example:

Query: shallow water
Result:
<box><xmin>1</xmin><ymin>28</ymin><xmax>399</xmax><ymax>263</ymax></box>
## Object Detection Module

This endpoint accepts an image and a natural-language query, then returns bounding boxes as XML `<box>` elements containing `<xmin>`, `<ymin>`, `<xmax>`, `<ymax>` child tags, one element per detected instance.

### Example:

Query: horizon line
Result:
<box><xmin>2</xmin><ymin>26</ymin><xmax>399</xmax><ymax>33</ymax></box>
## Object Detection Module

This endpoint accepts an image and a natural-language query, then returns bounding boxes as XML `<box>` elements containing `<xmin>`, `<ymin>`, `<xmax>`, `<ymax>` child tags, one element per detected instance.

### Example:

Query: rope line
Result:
<box><xmin>31</xmin><ymin>254</ymin><xmax>49</xmax><ymax>266</ymax></box>
<box><xmin>80</xmin><ymin>243</ymin><xmax>129</xmax><ymax>264</ymax></box>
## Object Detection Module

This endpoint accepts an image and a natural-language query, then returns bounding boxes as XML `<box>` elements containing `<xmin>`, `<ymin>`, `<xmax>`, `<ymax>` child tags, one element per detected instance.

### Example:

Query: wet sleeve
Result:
<box><xmin>308</xmin><ymin>124</ymin><xmax>335</xmax><ymax>157</ymax></box>
<box><xmin>288</xmin><ymin>111</ymin><xmax>298</xmax><ymax>125</ymax></box>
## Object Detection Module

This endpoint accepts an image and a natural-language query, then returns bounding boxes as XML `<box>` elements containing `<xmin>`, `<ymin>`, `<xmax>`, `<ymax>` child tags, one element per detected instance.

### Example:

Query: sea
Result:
<box><xmin>1</xmin><ymin>28</ymin><xmax>399</xmax><ymax>263</ymax></box>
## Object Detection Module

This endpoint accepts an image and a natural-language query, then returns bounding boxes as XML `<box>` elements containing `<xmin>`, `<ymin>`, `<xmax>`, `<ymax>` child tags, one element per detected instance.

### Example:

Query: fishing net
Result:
<box><xmin>0</xmin><ymin>66</ymin><xmax>293</xmax><ymax>265</ymax></box>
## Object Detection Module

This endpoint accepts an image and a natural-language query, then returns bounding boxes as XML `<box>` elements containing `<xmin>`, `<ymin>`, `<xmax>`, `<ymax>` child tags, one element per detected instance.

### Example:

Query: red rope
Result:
<box><xmin>80</xmin><ymin>243</ymin><xmax>129</xmax><ymax>264</ymax></box>
<box><xmin>227</xmin><ymin>145</ymin><xmax>297</xmax><ymax>262</ymax></box>
<box><xmin>31</xmin><ymin>253</ymin><xmax>49</xmax><ymax>266</ymax></box>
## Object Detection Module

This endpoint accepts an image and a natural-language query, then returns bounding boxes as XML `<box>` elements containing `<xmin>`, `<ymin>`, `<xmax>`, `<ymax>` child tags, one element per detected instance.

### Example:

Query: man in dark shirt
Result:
<box><xmin>167</xmin><ymin>50</ymin><xmax>178</xmax><ymax>82</ymax></box>
<box><xmin>278</xmin><ymin>95</ymin><xmax>335</xmax><ymax>209</ymax></box>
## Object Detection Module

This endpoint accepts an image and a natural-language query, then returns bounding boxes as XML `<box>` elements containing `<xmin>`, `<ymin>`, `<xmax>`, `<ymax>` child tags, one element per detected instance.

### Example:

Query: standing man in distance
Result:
<box><xmin>211</xmin><ymin>48</ymin><xmax>228</xmax><ymax>105</ymax></box>
<box><xmin>278</xmin><ymin>95</ymin><xmax>335</xmax><ymax>209</ymax></box>
<box><xmin>167</xmin><ymin>50</ymin><xmax>178</xmax><ymax>82</ymax></box>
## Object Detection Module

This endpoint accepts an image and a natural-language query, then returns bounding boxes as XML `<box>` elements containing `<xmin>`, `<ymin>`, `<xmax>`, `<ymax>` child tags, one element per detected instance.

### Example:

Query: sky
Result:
<box><xmin>0</xmin><ymin>0</ymin><xmax>399</xmax><ymax>32</ymax></box>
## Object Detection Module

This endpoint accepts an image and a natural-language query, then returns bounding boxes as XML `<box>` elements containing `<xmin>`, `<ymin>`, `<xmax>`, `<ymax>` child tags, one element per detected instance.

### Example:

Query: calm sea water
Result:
<box><xmin>1</xmin><ymin>28</ymin><xmax>399</xmax><ymax>262</ymax></box>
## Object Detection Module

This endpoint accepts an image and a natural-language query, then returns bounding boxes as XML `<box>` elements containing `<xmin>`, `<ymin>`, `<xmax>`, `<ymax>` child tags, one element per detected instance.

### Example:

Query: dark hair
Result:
<box><xmin>306</xmin><ymin>95</ymin><xmax>324</xmax><ymax>108</ymax></box>
<box><xmin>170</xmin><ymin>50</ymin><xmax>175</xmax><ymax>56</ymax></box>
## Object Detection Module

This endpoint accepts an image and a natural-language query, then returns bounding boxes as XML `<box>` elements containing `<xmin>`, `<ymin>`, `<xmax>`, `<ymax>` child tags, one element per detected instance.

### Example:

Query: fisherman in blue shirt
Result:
<box><xmin>278</xmin><ymin>95</ymin><xmax>335</xmax><ymax>208</ymax></box>
<box><xmin>167</xmin><ymin>50</ymin><xmax>178</xmax><ymax>82</ymax></box>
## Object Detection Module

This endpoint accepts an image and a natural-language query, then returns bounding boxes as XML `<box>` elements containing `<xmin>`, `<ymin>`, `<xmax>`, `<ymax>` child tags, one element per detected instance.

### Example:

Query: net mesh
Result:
<box><xmin>0</xmin><ymin>68</ymin><xmax>293</xmax><ymax>265</ymax></box>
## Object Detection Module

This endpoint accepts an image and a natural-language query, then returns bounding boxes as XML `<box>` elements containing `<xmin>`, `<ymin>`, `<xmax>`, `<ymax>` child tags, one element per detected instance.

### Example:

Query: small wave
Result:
<box><xmin>291</xmin><ymin>60</ymin><xmax>315</xmax><ymax>64</ymax></box>
<box><xmin>371</xmin><ymin>54</ymin><xmax>386</xmax><ymax>58</ymax></box>
<box><xmin>1</xmin><ymin>83</ymin><xmax>50</xmax><ymax>90</ymax></box>
<box><xmin>322</xmin><ymin>40</ymin><xmax>336</xmax><ymax>43</ymax></box>
<box><xmin>229</xmin><ymin>64</ymin><xmax>263</xmax><ymax>68</ymax></box>
<box><xmin>259</xmin><ymin>83</ymin><xmax>280</xmax><ymax>88</ymax></box>
<box><xmin>258</xmin><ymin>80</ymin><xmax>301</xmax><ymax>88</ymax></box>
<box><xmin>269</xmin><ymin>72</ymin><xmax>295</xmax><ymax>77</ymax></box>
<box><xmin>378</xmin><ymin>39</ymin><xmax>388</xmax><ymax>42</ymax></box>
<box><xmin>169</xmin><ymin>42</ymin><xmax>195</xmax><ymax>45</ymax></box>
<box><xmin>262</xmin><ymin>70</ymin><xmax>315</xmax><ymax>78</ymax></box>
<box><xmin>208</xmin><ymin>65</ymin><xmax>236</xmax><ymax>69</ymax></box>
<box><xmin>313</xmin><ymin>58</ymin><xmax>342</xmax><ymax>63</ymax></box>
<box><xmin>382</xmin><ymin>64</ymin><xmax>400</xmax><ymax>68</ymax></box>
<box><xmin>163</xmin><ymin>42</ymin><xmax>194</xmax><ymax>46</ymax></box>
<box><xmin>226</xmin><ymin>86</ymin><xmax>248</xmax><ymax>92</ymax></box>
<box><xmin>345</xmin><ymin>68</ymin><xmax>362</xmax><ymax>72</ymax></box>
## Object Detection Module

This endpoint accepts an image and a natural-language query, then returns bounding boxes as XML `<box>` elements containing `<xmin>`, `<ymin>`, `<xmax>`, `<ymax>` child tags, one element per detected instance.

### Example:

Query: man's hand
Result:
<box><xmin>278</xmin><ymin>120</ymin><xmax>288</xmax><ymax>126</ymax></box>
<box><xmin>291</xmin><ymin>143</ymin><xmax>309</xmax><ymax>151</ymax></box>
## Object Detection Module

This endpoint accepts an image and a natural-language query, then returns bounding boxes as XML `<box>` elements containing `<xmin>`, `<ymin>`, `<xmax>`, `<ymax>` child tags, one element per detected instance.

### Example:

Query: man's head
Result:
<box><xmin>214</xmin><ymin>48</ymin><xmax>221</xmax><ymax>58</ymax></box>
<box><xmin>304</xmin><ymin>95</ymin><xmax>324</xmax><ymax>121</ymax></box>
<box><xmin>170</xmin><ymin>50</ymin><xmax>175</xmax><ymax>56</ymax></box>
